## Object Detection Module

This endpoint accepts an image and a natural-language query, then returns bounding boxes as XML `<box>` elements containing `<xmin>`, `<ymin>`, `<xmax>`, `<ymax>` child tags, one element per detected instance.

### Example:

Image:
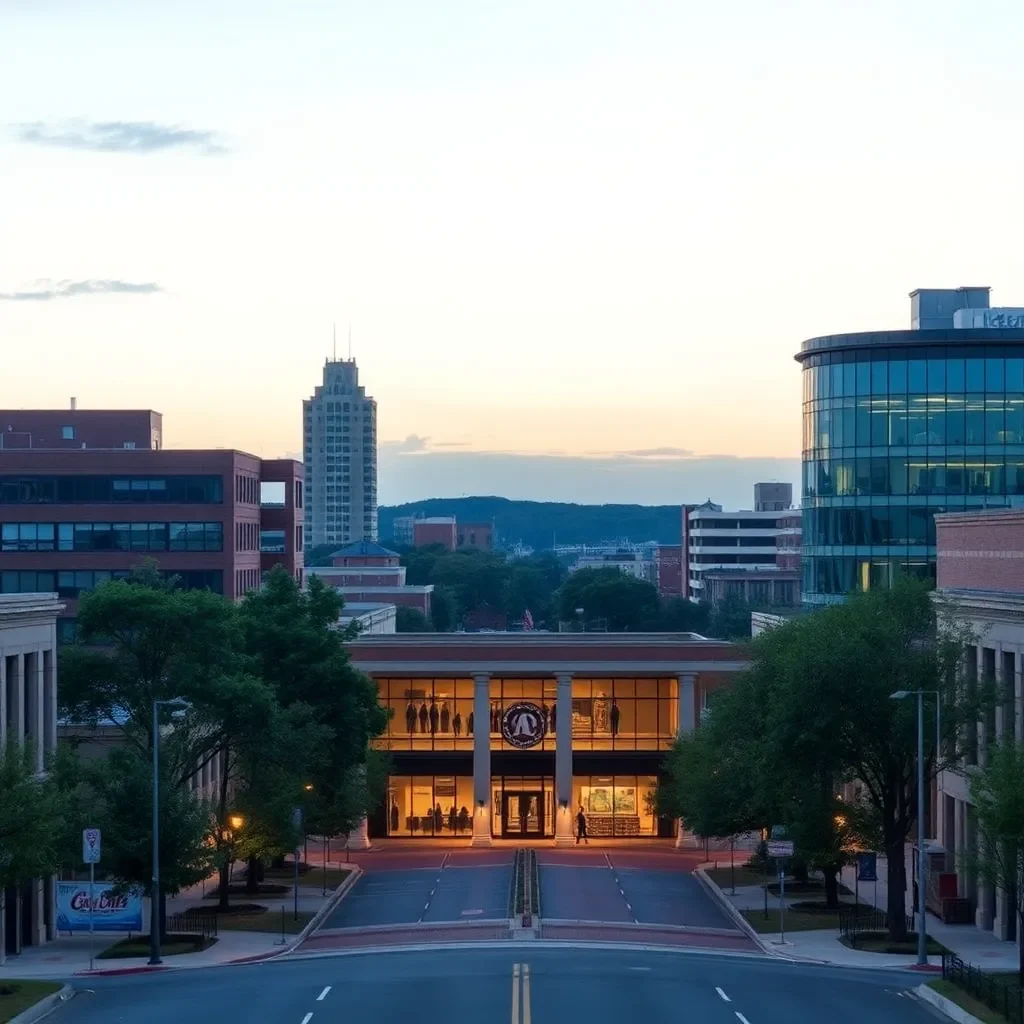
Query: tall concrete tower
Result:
<box><xmin>303</xmin><ymin>358</ymin><xmax>377</xmax><ymax>550</ymax></box>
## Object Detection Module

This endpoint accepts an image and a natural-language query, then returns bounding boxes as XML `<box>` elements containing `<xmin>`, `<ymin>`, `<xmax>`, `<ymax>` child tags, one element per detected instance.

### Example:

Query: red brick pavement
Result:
<box><xmin>540</xmin><ymin>922</ymin><xmax>758</xmax><ymax>952</ymax></box>
<box><xmin>298</xmin><ymin>922</ymin><xmax>511</xmax><ymax>951</ymax></box>
<box><xmin>343</xmin><ymin>847</ymin><xmax>514</xmax><ymax>873</ymax></box>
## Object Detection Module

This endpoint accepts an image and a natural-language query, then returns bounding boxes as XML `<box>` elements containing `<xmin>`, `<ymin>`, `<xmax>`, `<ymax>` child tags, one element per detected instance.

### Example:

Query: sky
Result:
<box><xmin>2</xmin><ymin>0</ymin><xmax>1023</xmax><ymax>508</ymax></box>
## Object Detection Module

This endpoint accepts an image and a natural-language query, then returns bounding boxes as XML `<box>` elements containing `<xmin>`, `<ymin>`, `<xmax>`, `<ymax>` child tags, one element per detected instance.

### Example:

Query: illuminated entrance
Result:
<box><xmin>502</xmin><ymin>791</ymin><xmax>543</xmax><ymax>837</ymax></box>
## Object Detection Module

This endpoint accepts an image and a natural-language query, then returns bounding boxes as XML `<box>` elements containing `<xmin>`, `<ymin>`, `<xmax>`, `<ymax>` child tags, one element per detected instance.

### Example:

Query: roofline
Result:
<box><xmin>795</xmin><ymin>327</ymin><xmax>1024</xmax><ymax>363</ymax></box>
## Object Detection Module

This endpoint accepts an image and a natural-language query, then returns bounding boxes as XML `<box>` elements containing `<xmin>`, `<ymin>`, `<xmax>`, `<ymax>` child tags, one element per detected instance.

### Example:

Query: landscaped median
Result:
<box><xmin>915</xmin><ymin>953</ymin><xmax>1024</xmax><ymax>1024</ymax></box>
<box><xmin>0</xmin><ymin>980</ymin><xmax>69</xmax><ymax>1023</ymax></box>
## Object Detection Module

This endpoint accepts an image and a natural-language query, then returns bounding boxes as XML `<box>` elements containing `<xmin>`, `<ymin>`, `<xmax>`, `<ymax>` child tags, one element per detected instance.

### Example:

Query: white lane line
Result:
<box><xmin>417</xmin><ymin>852</ymin><xmax>450</xmax><ymax>922</ymax></box>
<box><xmin>301</xmin><ymin>1014</ymin><xmax>313</xmax><ymax>1024</ymax></box>
<box><xmin>317</xmin><ymin>986</ymin><xmax>331</xmax><ymax>1001</ymax></box>
<box><xmin>735</xmin><ymin>1013</ymin><xmax>751</xmax><ymax>1024</ymax></box>
<box><xmin>715</xmin><ymin>987</ymin><xmax>731</xmax><ymax>1002</ymax></box>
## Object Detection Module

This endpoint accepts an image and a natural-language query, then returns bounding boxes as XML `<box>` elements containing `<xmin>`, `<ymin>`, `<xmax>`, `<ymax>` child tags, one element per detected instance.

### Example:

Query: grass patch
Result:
<box><xmin>202</xmin><ymin>883</ymin><xmax>289</xmax><ymax>898</ymax></box>
<box><xmin>706</xmin><ymin>867</ymin><xmax>772</xmax><ymax>889</ymax></box>
<box><xmin>742</xmin><ymin>909</ymin><xmax>842</xmax><ymax>933</ymax></box>
<box><xmin>212</xmin><ymin>909</ymin><xmax>315</xmax><ymax>934</ymax></box>
<box><xmin>295</xmin><ymin>868</ymin><xmax>351</xmax><ymax>891</ymax></box>
<box><xmin>839</xmin><ymin>931</ymin><xmax>948</xmax><ymax>955</ymax></box>
<box><xmin>929</xmin><ymin>980</ymin><xmax>1007</xmax><ymax>1023</ymax></box>
<box><xmin>0</xmin><ymin>980</ymin><xmax>62</xmax><ymax>1023</ymax></box>
<box><xmin>97</xmin><ymin>934</ymin><xmax>217</xmax><ymax>959</ymax></box>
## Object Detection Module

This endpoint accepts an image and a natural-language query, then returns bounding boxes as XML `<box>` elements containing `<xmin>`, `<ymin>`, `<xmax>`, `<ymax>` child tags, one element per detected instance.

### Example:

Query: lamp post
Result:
<box><xmin>150</xmin><ymin>697</ymin><xmax>190</xmax><ymax>966</ymax></box>
<box><xmin>890</xmin><ymin>688</ymin><xmax>939</xmax><ymax>967</ymax></box>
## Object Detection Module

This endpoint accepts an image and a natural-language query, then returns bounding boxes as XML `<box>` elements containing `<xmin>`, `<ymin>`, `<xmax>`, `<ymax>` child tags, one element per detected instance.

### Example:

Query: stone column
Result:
<box><xmin>346</xmin><ymin>817</ymin><xmax>371</xmax><ymax>851</ymax></box>
<box><xmin>554</xmin><ymin>673</ymin><xmax>574</xmax><ymax>846</ymax></box>
<box><xmin>675</xmin><ymin>673</ymin><xmax>698</xmax><ymax>849</ymax></box>
<box><xmin>471</xmin><ymin>673</ymin><xmax>492</xmax><ymax>847</ymax></box>
<box><xmin>32</xmin><ymin>651</ymin><xmax>45</xmax><ymax>773</ymax></box>
<box><xmin>0</xmin><ymin>653</ymin><xmax>7</xmax><ymax>752</ymax></box>
<box><xmin>11</xmin><ymin>654</ymin><xmax>25</xmax><ymax>746</ymax></box>
<box><xmin>44</xmin><ymin>649</ymin><xmax>57</xmax><ymax>758</ymax></box>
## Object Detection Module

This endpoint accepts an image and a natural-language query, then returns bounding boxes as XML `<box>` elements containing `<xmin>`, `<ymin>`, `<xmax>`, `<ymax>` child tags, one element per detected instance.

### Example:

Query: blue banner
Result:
<box><xmin>56</xmin><ymin>882</ymin><xmax>143</xmax><ymax>933</ymax></box>
<box><xmin>856</xmin><ymin>852</ymin><xmax>877</xmax><ymax>882</ymax></box>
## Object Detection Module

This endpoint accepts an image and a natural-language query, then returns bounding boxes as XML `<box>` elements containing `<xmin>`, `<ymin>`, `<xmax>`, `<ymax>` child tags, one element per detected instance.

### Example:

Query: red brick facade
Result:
<box><xmin>936</xmin><ymin>509</ymin><xmax>1024</xmax><ymax>593</ymax></box>
<box><xmin>0</xmin><ymin>409</ymin><xmax>162</xmax><ymax>451</ymax></box>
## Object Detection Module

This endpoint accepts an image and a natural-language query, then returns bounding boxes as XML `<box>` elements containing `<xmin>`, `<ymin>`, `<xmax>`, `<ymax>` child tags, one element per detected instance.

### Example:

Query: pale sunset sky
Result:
<box><xmin>2</xmin><ymin>1</ymin><xmax>1023</xmax><ymax>506</ymax></box>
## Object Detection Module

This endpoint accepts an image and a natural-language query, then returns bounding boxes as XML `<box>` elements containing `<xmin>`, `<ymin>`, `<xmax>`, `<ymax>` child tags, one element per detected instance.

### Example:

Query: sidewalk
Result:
<box><xmin>0</xmin><ymin>866</ymin><xmax>356</xmax><ymax>980</ymax></box>
<box><xmin>700</xmin><ymin>847</ymin><xmax>1020</xmax><ymax>972</ymax></box>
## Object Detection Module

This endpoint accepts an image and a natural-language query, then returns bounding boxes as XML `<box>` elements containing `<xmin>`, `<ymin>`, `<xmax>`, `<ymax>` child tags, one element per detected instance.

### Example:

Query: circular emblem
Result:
<box><xmin>501</xmin><ymin>702</ymin><xmax>547</xmax><ymax>749</ymax></box>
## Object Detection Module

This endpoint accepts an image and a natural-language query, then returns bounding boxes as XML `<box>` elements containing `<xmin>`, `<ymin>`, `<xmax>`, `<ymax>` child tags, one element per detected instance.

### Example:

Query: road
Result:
<box><xmin>54</xmin><ymin>947</ymin><xmax>941</xmax><ymax>1024</ymax></box>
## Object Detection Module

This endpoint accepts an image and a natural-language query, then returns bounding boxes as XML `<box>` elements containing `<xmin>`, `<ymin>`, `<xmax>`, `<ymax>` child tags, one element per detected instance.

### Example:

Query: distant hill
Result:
<box><xmin>379</xmin><ymin>496</ymin><xmax>683</xmax><ymax>550</ymax></box>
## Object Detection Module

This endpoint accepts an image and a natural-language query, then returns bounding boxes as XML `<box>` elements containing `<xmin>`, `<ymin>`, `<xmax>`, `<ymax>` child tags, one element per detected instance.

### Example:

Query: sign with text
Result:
<box><xmin>82</xmin><ymin>828</ymin><xmax>101</xmax><ymax>865</ymax></box>
<box><xmin>56</xmin><ymin>882</ymin><xmax>143</xmax><ymax>933</ymax></box>
<box><xmin>767</xmin><ymin>840</ymin><xmax>794</xmax><ymax>858</ymax></box>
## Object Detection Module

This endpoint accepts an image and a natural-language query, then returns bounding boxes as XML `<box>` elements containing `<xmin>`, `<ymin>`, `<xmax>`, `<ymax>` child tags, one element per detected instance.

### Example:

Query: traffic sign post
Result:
<box><xmin>766</xmin><ymin>839</ymin><xmax>794</xmax><ymax>943</ymax></box>
<box><xmin>82</xmin><ymin>829</ymin><xmax>101</xmax><ymax>972</ymax></box>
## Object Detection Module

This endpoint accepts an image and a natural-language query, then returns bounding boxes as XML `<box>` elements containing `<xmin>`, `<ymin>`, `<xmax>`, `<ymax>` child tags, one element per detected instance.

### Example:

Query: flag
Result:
<box><xmin>523</xmin><ymin>608</ymin><xmax>534</xmax><ymax>631</ymax></box>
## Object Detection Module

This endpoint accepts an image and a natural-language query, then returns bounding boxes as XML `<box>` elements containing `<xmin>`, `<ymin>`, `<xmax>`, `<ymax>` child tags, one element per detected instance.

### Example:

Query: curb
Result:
<box><xmin>694</xmin><ymin>864</ymin><xmax>778</xmax><ymax>956</ymax></box>
<box><xmin>8</xmin><ymin>983</ymin><xmax>74</xmax><ymax>1024</ymax></box>
<box><xmin>226</xmin><ymin>864</ymin><xmax>364</xmax><ymax>964</ymax></box>
<box><xmin>916</xmin><ymin>982</ymin><xmax>987</xmax><ymax>1024</ymax></box>
<box><xmin>77</xmin><ymin>867</ymin><xmax>364</xmax><ymax>976</ymax></box>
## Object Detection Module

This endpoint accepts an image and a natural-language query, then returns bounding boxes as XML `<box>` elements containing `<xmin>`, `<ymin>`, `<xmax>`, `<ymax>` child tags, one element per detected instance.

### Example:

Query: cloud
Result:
<box><xmin>618</xmin><ymin>446</ymin><xmax>695</xmax><ymax>459</ymax></box>
<box><xmin>14</xmin><ymin>120</ymin><xmax>226</xmax><ymax>155</ymax></box>
<box><xmin>381</xmin><ymin>434</ymin><xmax>430</xmax><ymax>454</ymax></box>
<box><xmin>0</xmin><ymin>279</ymin><xmax>162</xmax><ymax>302</ymax></box>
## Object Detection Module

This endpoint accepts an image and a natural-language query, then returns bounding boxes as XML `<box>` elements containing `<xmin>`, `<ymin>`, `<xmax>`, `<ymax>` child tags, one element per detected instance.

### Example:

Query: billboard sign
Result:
<box><xmin>56</xmin><ymin>882</ymin><xmax>143</xmax><ymax>933</ymax></box>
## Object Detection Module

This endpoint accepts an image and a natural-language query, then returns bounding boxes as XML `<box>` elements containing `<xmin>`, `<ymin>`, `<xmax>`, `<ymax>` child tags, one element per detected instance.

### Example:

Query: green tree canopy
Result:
<box><xmin>556</xmin><ymin>568</ymin><xmax>660</xmax><ymax>631</ymax></box>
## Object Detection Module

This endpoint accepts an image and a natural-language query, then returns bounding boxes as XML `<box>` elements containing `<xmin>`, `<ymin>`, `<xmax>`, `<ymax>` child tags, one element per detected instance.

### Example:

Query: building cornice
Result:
<box><xmin>0</xmin><ymin>592</ymin><xmax>65</xmax><ymax>624</ymax></box>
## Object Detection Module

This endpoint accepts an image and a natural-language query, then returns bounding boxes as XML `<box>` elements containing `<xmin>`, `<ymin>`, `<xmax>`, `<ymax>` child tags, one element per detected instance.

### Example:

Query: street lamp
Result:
<box><xmin>229</xmin><ymin>814</ymin><xmax>244</xmax><ymax>832</ymax></box>
<box><xmin>890</xmin><ymin>688</ymin><xmax>939</xmax><ymax>967</ymax></box>
<box><xmin>150</xmin><ymin>697</ymin><xmax>190</xmax><ymax>966</ymax></box>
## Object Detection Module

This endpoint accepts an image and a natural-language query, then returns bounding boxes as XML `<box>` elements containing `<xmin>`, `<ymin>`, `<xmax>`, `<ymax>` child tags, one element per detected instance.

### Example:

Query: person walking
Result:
<box><xmin>576</xmin><ymin>805</ymin><xmax>589</xmax><ymax>845</ymax></box>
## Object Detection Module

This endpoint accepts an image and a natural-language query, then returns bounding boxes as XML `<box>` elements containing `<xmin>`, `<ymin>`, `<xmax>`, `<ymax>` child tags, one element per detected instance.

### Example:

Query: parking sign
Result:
<box><xmin>83</xmin><ymin>828</ymin><xmax>101</xmax><ymax>865</ymax></box>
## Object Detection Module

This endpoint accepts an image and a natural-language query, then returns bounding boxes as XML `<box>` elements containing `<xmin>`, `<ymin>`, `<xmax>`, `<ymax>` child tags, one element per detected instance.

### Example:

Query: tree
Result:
<box><xmin>396</xmin><ymin>607</ymin><xmax>433</xmax><ymax>632</ymax></box>
<box><xmin>81</xmin><ymin>746</ymin><xmax>213</xmax><ymax>926</ymax></box>
<box><xmin>968</xmin><ymin>737</ymin><xmax>1024</xmax><ymax>980</ymax></box>
<box><xmin>658</xmin><ymin>597</ymin><xmax>711</xmax><ymax>634</ymax></box>
<box><xmin>239</xmin><ymin>569</ymin><xmax>389</xmax><ymax>849</ymax></box>
<box><xmin>0</xmin><ymin>740</ymin><xmax>68</xmax><ymax>966</ymax></box>
<box><xmin>556</xmin><ymin>568</ymin><xmax>660</xmax><ymax>631</ymax></box>
<box><xmin>305</xmin><ymin>543</ymin><xmax>338</xmax><ymax>567</ymax></box>
<box><xmin>739</xmin><ymin>579</ymin><xmax>973</xmax><ymax>936</ymax></box>
<box><xmin>430</xmin><ymin>585</ymin><xmax>458</xmax><ymax>632</ymax></box>
<box><xmin>708</xmin><ymin>594</ymin><xmax>756</xmax><ymax>640</ymax></box>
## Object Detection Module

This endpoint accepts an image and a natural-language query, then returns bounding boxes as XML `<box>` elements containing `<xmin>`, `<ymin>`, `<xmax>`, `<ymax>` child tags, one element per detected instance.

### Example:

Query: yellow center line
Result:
<box><xmin>512</xmin><ymin>963</ymin><xmax>521</xmax><ymax>1024</ymax></box>
<box><xmin>522</xmin><ymin>963</ymin><xmax>531</xmax><ymax>1024</ymax></box>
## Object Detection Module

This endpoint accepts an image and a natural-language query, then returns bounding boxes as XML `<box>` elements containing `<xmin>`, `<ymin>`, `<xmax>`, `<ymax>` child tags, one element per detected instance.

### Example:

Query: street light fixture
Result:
<box><xmin>150</xmin><ymin>697</ymin><xmax>190</xmax><ymax>967</ymax></box>
<box><xmin>889</xmin><ymin>687</ymin><xmax>940</xmax><ymax>967</ymax></box>
<box><xmin>229</xmin><ymin>814</ymin><xmax>244</xmax><ymax>831</ymax></box>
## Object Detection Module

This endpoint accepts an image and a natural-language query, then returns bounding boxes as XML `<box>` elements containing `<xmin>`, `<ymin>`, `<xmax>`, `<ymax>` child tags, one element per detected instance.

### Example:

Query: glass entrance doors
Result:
<box><xmin>503</xmin><ymin>791</ymin><xmax>543</xmax><ymax>837</ymax></box>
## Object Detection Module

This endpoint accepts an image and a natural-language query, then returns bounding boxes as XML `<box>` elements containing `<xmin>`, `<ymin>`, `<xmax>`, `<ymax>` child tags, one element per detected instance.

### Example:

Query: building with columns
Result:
<box><xmin>934</xmin><ymin>508</ymin><xmax>1024</xmax><ymax>945</ymax></box>
<box><xmin>1</xmin><ymin>592</ymin><xmax>62</xmax><ymax>959</ymax></box>
<box><xmin>348</xmin><ymin>633</ymin><xmax>748</xmax><ymax>844</ymax></box>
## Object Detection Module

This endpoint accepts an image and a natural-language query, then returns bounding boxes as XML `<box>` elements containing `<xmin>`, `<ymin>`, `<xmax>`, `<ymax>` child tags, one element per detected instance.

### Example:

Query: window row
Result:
<box><xmin>802</xmin><ymin>505</ymin><xmax>977</xmax><ymax>548</ymax></box>
<box><xmin>0</xmin><ymin>568</ymin><xmax>224</xmax><ymax>598</ymax></box>
<box><xmin>802</xmin><ymin>349</ymin><xmax>1024</xmax><ymax>402</ymax></box>
<box><xmin>803</xmin><ymin>456</ymin><xmax>1024</xmax><ymax>498</ymax></box>
<box><xmin>0</xmin><ymin>475</ymin><xmax>224</xmax><ymax>505</ymax></box>
<box><xmin>803</xmin><ymin>395</ymin><xmax>1024</xmax><ymax>450</ymax></box>
<box><xmin>0</xmin><ymin>521</ymin><xmax>224</xmax><ymax>552</ymax></box>
<box><xmin>804</xmin><ymin>556</ymin><xmax>934</xmax><ymax>597</ymax></box>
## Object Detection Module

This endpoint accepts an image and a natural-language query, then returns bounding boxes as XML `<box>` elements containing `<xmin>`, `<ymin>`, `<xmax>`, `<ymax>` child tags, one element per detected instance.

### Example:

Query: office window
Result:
<box><xmin>260</xmin><ymin>529</ymin><xmax>286</xmax><ymax>553</ymax></box>
<box><xmin>61</xmin><ymin>425</ymin><xmax>75</xmax><ymax>440</ymax></box>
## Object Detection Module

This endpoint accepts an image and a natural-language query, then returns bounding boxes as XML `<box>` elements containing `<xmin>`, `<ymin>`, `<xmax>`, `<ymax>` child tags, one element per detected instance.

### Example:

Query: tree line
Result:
<box><xmin>659</xmin><ymin>578</ymin><xmax>993</xmax><ymax>943</ymax></box>
<box><xmin>0</xmin><ymin>563</ymin><xmax>387</xmax><ymax>944</ymax></box>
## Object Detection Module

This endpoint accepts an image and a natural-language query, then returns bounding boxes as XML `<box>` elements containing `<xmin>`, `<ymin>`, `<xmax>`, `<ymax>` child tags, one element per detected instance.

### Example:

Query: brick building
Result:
<box><xmin>0</xmin><ymin>410</ymin><xmax>302</xmax><ymax>637</ymax></box>
<box><xmin>413</xmin><ymin>517</ymin><xmax>458</xmax><ymax>551</ymax></box>
<box><xmin>934</xmin><ymin>508</ymin><xmax>1024</xmax><ymax>946</ymax></box>
<box><xmin>654</xmin><ymin>544</ymin><xmax>683</xmax><ymax>597</ymax></box>
<box><xmin>457</xmin><ymin>522</ymin><xmax>493</xmax><ymax>551</ymax></box>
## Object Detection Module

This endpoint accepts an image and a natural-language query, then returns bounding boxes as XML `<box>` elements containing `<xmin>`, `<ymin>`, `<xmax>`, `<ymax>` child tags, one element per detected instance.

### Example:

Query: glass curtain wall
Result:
<box><xmin>800</xmin><ymin>343</ymin><xmax>1024</xmax><ymax>600</ymax></box>
<box><xmin>572</xmin><ymin>775</ymin><xmax>659</xmax><ymax>836</ymax></box>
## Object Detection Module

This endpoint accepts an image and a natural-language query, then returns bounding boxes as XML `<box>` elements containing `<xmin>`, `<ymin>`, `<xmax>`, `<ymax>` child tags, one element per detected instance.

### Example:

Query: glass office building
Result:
<box><xmin>797</xmin><ymin>305</ymin><xmax>1024</xmax><ymax>602</ymax></box>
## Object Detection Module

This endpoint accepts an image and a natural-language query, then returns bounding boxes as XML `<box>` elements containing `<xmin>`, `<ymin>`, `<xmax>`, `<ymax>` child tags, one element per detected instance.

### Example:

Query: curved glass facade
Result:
<box><xmin>798</xmin><ymin>333</ymin><xmax>1024</xmax><ymax>602</ymax></box>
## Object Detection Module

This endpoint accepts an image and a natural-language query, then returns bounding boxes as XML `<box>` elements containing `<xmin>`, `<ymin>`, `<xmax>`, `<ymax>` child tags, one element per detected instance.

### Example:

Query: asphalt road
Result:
<box><xmin>53</xmin><ymin>947</ymin><xmax>943</xmax><ymax>1024</ymax></box>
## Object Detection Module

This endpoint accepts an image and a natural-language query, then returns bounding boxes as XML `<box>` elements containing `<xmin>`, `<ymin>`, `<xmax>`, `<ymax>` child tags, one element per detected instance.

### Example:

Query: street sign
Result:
<box><xmin>767</xmin><ymin>840</ymin><xmax>794</xmax><ymax>858</ymax></box>
<box><xmin>82</xmin><ymin>828</ymin><xmax>101</xmax><ymax>865</ymax></box>
<box><xmin>856</xmin><ymin>852</ymin><xmax>877</xmax><ymax>882</ymax></box>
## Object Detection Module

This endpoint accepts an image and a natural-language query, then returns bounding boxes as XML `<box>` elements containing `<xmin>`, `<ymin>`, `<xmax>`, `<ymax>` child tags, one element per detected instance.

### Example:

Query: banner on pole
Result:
<box><xmin>856</xmin><ymin>852</ymin><xmax>878</xmax><ymax>882</ymax></box>
<box><xmin>56</xmin><ymin>882</ymin><xmax>143</xmax><ymax>933</ymax></box>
